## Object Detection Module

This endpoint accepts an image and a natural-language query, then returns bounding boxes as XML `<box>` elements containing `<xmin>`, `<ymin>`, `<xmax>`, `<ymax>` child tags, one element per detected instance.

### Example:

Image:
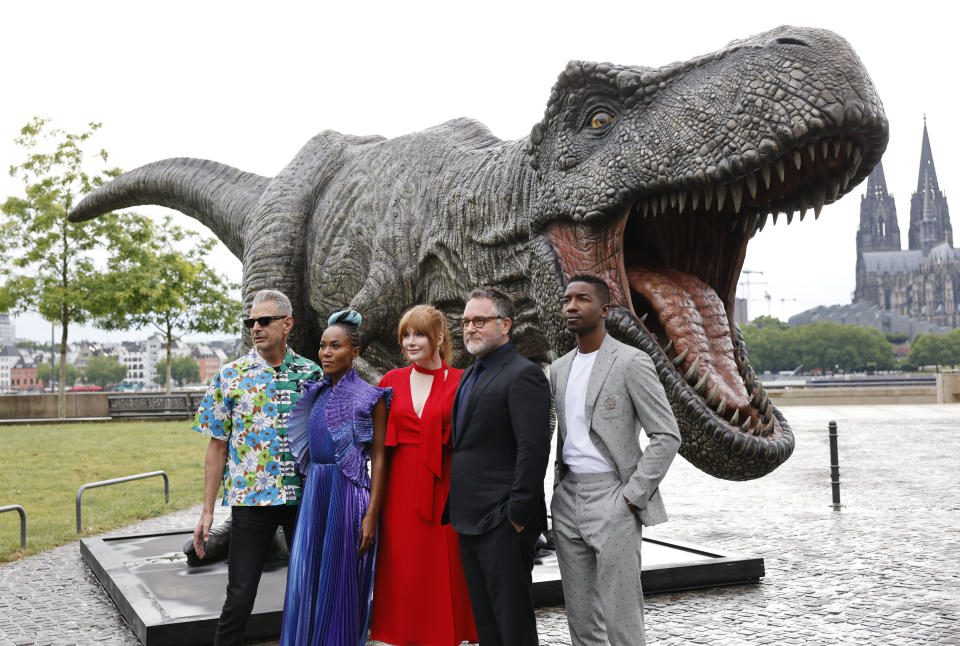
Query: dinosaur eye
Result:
<box><xmin>589</xmin><ymin>111</ymin><xmax>615</xmax><ymax>129</ymax></box>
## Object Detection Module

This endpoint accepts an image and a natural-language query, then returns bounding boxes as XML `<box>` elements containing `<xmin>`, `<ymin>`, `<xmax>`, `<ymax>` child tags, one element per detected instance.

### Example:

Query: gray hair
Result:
<box><xmin>251</xmin><ymin>289</ymin><xmax>293</xmax><ymax>316</ymax></box>
<box><xmin>466</xmin><ymin>286</ymin><xmax>516</xmax><ymax>336</ymax></box>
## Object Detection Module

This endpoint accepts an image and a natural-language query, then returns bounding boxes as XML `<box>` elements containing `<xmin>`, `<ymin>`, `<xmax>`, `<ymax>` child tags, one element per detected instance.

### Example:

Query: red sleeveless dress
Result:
<box><xmin>370</xmin><ymin>364</ymin><xmax>478</xmax><ymax>646</ymax></box>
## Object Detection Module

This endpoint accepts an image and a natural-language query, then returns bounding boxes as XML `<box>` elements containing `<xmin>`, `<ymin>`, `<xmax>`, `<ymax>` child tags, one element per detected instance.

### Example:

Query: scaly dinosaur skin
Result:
<box><xmin>70</xmin><ymin>26</ymin><xmax>887</xmax><ymax>480</ymax></box>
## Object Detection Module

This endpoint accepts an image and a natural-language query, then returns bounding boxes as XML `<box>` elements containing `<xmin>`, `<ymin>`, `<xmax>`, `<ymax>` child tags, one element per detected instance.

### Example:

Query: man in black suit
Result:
<box><xmin>444</xmin><ymin>286</ymin><xmax>551</xmax><ymax>646</ymax></box>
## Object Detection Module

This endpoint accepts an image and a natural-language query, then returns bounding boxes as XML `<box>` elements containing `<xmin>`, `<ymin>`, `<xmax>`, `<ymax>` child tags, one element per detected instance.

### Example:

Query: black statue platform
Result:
<box><xmin>81</xmin><ymin>530</ymin><xmax>764</xmax><ymax>646</ymax></box>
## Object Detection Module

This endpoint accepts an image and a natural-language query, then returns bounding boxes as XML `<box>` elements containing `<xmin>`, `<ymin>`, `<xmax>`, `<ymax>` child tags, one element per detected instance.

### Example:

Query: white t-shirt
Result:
<box><xmin>562</xmin><ymin>349</ymin><xmax>613</xmax><ymax>473</ymax></box>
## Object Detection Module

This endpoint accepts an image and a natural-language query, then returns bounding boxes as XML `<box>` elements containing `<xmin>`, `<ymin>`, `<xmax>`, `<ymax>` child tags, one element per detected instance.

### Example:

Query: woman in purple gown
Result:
<box><xmin>279</xmin><ymin>310</ymin><xmax>391</xmax><ymax>646</ymax></box>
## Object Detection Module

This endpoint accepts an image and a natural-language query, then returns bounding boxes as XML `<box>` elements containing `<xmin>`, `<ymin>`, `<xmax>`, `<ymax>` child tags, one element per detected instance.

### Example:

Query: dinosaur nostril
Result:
<box><xmin>774</xmin><ymin>37</ymin><xmax>809</xmax><ymax>47</ymax></box>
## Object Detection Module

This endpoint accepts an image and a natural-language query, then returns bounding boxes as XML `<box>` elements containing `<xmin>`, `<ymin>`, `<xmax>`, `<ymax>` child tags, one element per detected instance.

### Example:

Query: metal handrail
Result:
<box><xmin>76</xmin><ymin>471</ymin><xmax>170</xmax><ymax>534</ymax></box>
<box><xmin>0</xmin><ymin>505</ymin><xmax>26</xmax><ymax>548</ymax></box>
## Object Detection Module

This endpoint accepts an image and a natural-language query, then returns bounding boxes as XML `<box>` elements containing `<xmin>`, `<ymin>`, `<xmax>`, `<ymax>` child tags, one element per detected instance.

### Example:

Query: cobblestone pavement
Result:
<box><xmin>2</xmin><ymin>404</ymin><xmax>958</xmax><ymax>645</ymax></box>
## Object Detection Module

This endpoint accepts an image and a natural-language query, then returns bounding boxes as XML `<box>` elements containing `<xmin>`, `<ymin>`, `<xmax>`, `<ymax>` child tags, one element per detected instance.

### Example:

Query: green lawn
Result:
<box><xmin>0</xmin><ymin>419</ymin><xmax>211</xmax><ymax>563</ymax></box>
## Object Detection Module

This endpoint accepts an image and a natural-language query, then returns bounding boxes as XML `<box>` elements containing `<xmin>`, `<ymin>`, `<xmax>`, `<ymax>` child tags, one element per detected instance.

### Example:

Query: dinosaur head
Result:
<box><xmin>526</xmin><ymin>26</ymin><xmax>888</xmax><ymax>479</ymax></box>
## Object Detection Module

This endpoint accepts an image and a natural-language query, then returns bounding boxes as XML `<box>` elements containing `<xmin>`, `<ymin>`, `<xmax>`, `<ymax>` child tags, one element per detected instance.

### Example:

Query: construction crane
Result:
<box><xmin>779</xmin><ymin>297</ymin><xmax>798</xmax><ymax>321</ymax></box>
<box><xmin>737</xmin><ymin>269</ymin><xmax>767</xmax><ymax>304</ymax></box>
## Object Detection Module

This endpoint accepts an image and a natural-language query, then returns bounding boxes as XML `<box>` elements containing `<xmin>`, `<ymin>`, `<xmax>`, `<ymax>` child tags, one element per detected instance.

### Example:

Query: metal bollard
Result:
<box><xmin>0</xmin><ymin>505</ymin><xmax>26</xmax><ymax>548</ymax></box>
<box><xmin>828</xmin><ymin>420</ymin><xmax>841</xmax><ymax>509</ymax></box>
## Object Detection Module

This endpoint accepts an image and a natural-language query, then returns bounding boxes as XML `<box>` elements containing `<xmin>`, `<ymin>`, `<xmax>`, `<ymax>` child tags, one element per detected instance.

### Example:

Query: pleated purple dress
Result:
<box><xmin>279</xmin><ymin>370</ymin><xmax>391</xmax><ymax>646</ymax></box>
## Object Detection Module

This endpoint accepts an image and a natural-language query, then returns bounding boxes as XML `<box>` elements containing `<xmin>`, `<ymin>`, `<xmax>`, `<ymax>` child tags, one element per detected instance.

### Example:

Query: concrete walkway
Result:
<box><xmin>2</xmin><ymin>404</ymin><xmax>958</xmax><ymax>645</ymax></box>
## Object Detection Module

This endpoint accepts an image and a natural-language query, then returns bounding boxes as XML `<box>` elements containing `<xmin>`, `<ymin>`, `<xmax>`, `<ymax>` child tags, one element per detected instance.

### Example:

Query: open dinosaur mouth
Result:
<box><xmin>546</xmin><ymin>135</ymin><xmax>865</xmax><ymax>478</ymax></box>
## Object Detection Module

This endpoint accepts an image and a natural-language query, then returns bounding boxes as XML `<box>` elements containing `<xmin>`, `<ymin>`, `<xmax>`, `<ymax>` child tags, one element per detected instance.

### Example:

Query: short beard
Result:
<box><xmin>464</xmin><ymin>328</ymin><xmax>504</xmax><ymax>357</ymax></box>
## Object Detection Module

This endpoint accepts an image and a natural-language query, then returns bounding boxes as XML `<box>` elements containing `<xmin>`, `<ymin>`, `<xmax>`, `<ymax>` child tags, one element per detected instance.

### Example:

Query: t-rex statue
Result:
<box><xmin>70</xmin><ymin>26</ymin><xmax>887</xmax><ymax>482</ymax></box>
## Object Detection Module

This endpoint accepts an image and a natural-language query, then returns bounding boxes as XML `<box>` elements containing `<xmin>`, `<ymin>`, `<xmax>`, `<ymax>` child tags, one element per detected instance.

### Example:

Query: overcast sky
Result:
<box><xmin>0</xmin><ymin>0</ymin><xmax>954</xmax><ymax>343</ymax></box>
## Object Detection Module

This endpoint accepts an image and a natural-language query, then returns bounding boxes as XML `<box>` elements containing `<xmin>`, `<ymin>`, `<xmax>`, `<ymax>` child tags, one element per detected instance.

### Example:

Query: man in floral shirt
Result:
<box><xmin>192</xmin><ymin>289</ymin><xmax>322</xmax><ymax>646</ymax></box>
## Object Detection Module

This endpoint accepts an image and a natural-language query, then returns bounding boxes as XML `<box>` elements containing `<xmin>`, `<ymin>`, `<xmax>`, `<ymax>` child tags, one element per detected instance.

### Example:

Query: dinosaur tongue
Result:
<box><xmin>627</xmin><ymin>267</ymin><xmax>751</xmax><ymax>411</ymax></box>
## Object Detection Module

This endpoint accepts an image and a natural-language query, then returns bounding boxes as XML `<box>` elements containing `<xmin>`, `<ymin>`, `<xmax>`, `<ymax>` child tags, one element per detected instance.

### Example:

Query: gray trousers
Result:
<box><xmin>551</xmin><ymin>471</ymin><xmax>645</xmax><ymax>646</ymax></box>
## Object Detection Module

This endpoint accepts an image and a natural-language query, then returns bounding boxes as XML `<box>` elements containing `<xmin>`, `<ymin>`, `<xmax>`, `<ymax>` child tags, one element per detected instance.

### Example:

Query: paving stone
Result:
<box><xmin>2</xmin><ymin>405</ymin><xmax>960</xmax><ymax>644</ymax></box>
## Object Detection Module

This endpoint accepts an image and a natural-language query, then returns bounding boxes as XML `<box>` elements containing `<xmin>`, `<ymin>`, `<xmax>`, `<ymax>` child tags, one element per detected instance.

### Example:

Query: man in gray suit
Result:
<box><xmin>550</xmin><ymin>274</ymin><xmax>681</xmax><ymax>646</ymax></box>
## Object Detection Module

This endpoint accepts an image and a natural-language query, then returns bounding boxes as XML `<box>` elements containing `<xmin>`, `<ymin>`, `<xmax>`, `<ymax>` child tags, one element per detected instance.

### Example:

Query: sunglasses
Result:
<box><xmin>242</xmin><ymin>315</ymin><xmax>288</xmax><ymax>329</ymax></box>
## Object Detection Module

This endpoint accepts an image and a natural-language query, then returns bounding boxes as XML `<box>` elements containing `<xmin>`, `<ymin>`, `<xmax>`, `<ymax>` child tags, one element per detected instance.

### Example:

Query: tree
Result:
<box><xmin>749</xmin><ymin>315</ymin><xmax>790</xmax><ymax>330</ymax></box>
<box><xmin>36</xmin><ymin>361</ymin><xmax>79</xmax><ymax>387</ymax></box>
<box><xmin>153</xmin><ymin>355</ymin><xmax>200</xmax><ymax>387</ymax></box>
<box><xmin>83</xmin><ymin>355</ymin><xmax>127</xmax><ymax>387</ymax></box>
<box><xmin>741</xmin><ymin>320</ymin><xmax>895</xmax><ymax>373</ymax></box>
<box><xmin>907</xmin><ymin>332</ymin><xmax>959</xmax><ymax>370</ymax></box>
<box><xmin>91</xmin><ymin>216</ymin><xmax>240</xmax><ymax>393</ymax></box>
<box><xmin>0</xmin><ymin>118</ymin><xmax>135</xmax><ymax>417</ymax></box>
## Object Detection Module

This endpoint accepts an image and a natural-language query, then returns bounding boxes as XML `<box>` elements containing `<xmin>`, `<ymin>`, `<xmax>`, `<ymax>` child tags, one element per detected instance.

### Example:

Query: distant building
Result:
<box><xmin>789</xmin><ymin>302</ymin><xmax>951</xmax><ymax>338</ymax></box>
<box><xmin>11</xmin><ymin>355</ymin><xmax>40</xmax><ymax>391</ymax></box>
<box><xmin>192</xmin><ymin>344</ymin><xmax>228</xmax><ymax>384</ymax></box>
<box><xmin>119</xmin><ymin>341</ymin><xmax>150</xmax><ymax>387</ymax></box>
<box><xmin>0</xmin><ymin>314</ymin><xmax>14</xmax><ymax>346</ymax></box>
<box><xmin>733</xmin><ymin>298</ymin><xmax>749</xmax><ymax>327</ymax></box>
<box><xmin>0</xmin><ymin>346</ymin><xmax>20</xmax><ymax>391</ymax></box>
<box><xmin>0</xmin><ymin>346</ymin><xmax>43</xmax><ymax>392</ymax></box>
<box><xmin>854</xmin><ymin>120</ymin><xmax>959</xmax><ymax>328</ymax></box>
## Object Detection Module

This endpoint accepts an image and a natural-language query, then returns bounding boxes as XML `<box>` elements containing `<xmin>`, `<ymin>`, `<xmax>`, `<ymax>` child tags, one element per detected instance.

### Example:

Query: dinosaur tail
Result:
<box><xmin>67</xmin><ymin>157</ymin><xmax>271</xmax><ymax>259</ymax></box>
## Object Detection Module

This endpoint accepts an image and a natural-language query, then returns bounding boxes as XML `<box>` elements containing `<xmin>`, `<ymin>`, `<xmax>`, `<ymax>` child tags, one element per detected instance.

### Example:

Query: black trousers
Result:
<box><xmin>214</xmin><ymin>504</ymin><xmax>298</xmax><ymax>646</ymax></box>
<box><xmin>458</xmin><ymin>521</ymin><xmax>540</xmax><ymax>646</ymax></box>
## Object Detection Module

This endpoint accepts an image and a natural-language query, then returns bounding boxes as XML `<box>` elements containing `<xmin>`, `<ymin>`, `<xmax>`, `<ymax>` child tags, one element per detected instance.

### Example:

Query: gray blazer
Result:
<box><xmin>551</xmin><ymin>333</ymin><xmax>681</xmax><ymax>526</ymax></box>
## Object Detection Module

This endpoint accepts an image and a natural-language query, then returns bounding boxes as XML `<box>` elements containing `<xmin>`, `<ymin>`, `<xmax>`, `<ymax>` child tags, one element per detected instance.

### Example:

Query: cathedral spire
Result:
<box><xmin>916</xmin><ymin>119</ymin><xmax>941</xmax><ymax>195</ymax></box>
<box><xmin>908</xmin><ymin>118</ymin><xmax>952</xmax><ymax>250</ymax></box>
<box><xmin>866</xmin><ymin>160</ymin><xmax>889</xmax><ymax>199</ymax></box>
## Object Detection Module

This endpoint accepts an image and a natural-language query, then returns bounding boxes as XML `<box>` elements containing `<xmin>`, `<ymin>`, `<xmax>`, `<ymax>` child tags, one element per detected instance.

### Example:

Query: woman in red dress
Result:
<box><xmin>370</xmin><ymin>305</ymin><xmax>478</xmax><ymax>646</ymax></box>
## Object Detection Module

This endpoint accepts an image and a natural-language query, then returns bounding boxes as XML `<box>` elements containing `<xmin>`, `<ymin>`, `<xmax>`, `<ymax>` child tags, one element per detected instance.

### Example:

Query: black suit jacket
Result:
<box><xmin>442</xmin><ymin>343</ymin><xmax>551</xmax><ymax>536</ymax></box>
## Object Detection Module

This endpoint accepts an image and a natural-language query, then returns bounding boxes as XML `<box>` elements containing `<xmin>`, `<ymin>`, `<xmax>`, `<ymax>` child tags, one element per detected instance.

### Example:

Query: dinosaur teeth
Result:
<box><xmin>716</xmin><ymin>184</ymin><xmax>727</xmax><ymax>210</ymax></box>
<box><xmin>821</xmin><ymin>139</ymin><xmax>830</xmax><ymax>159</ymax></box>
<box><xmin>827</xmin><ymin>179</ymin><xmax>840</xmax><ymax>202</ymax></box>
<box><xmin>670</xmin><ymin>192</ymin><xmax>677</xmax><ymax>208</ymax></box>
<box><xmin>677</xmin><ymin>191</ymin><xmax>686</xmax><ymax>214</ymax></box>
<box><xmin>775</xmin><ymin>159</ymin><xmax>786</xmax><ymax>182</ymax></box>
<box><xmin>729</xmin><ymin>409</ymin><xmax>739</xmax><ymax>425</ymax></box>
<box><xmin>707</xmin><ymin>383</ymin><xmax>720</xmax><ymax>406</ymax></box>
<box><xmin>663</xmin><ymin>339</ymin><xmax>673</xmax><ymax>354</ymax></box>
<box><xmin>691</xmin><ymin>189</ymin><xmax>700</xmax><ymax>211</ymax></box>
<box><xmin>660</xmin><ymin>194</ymin><xmax>668</xmax><ymax>213</ymax></box>
<box><xmin>785</xmin><ymin>210</ymin><xmax>794</xmax><ymax>224</ymax></box>
<box><xmin>762</xmin><ymin>417</ymin><xmax>775</xmax><ymax>435</ymax></box>
<box><xmin>672</xmin><ymin>348</ymin><xmax>689</xmax><ymax>366</ymax></box>
<box><xmin>793</xmin><ymin>150</ymin><xmax>802</xmax><ymax>170</ymax></box>
<box><xmin>833</xmin><ymin>140</ymin><xmax>842</xmax><ymax>158</ymax></box>
<box><xmin>717</xmin><ymin>396</ymin><xmax>727</xmax><ymax>416</ymax></box>
<box><xmin>756</xmin><ymin>213</ymin><xmax>768</xmax><ymax>232</ymax></box>
<box><xmin>846</xmin><ymin>141</ymin><xmax>853</xmax><ymax>157</ymax></box>
<box><xmin>639</xmin><ymin>312</ymin><xmax>649</xmax><ymax>322</ymax></box>
<box><xmin>813</xmin><ymin>189</ymin><xmax>825</xmax><ymax>219</ymax></box>
<box><xmin>730</xmin><ymin>182</ymin><xmax>742</xmax><ymax>213</ymax></box>
<box><xmin>761</xmin><ymin>165</ymin><xmax>771</xmax><ymax>190</ymax></box>
<box><xmin>746</xmin><ymin>174</ymin><xmax>757</xmax><ymax>199</ymax></box>
<box><xmin>771</xmin><ymin>211</ymin><xmax>779</xmax><ymax>225</ymax></box>
<box><xmin>704</xmin><ymin>186</ymin><xmax>715</xmax><ymax>210</ymax></box>
<box><xmin>840</xmin><ymin>170</ymin><xmax>852</xmax><ymax>193</ymax></box>
<box><xmin>684</xmin><ymin>357</ymin><xmax>701</xmax><ymax>382</ymax></box>
<box><xmin>741</xmin><ymin>417</ymin><xmax>752</xmax><ymax>433</ymax></box>
<box><xmin>694</xmin><ymin>370</ymin><xmax>710</xmax><ymax>393</ymax></box>
<box><xmin>807</xmin><ymin>143</ymin><xmax>816</xmax><ymax>162</ymax></box>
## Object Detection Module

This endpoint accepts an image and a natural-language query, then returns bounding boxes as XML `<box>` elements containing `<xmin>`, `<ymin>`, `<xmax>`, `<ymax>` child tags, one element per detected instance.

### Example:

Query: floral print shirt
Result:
<box><xmin>193</xmin><ymin>347</ymin><xmax>323</xmax><ymax>506</ymax></box>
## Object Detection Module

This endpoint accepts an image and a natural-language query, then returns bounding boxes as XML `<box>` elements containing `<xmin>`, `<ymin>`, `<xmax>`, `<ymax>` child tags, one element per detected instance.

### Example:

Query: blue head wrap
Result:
<box><xmin>328</xmin><ymin>309</ymin><xmax>362</xmax><ymax>327</ymax></box>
